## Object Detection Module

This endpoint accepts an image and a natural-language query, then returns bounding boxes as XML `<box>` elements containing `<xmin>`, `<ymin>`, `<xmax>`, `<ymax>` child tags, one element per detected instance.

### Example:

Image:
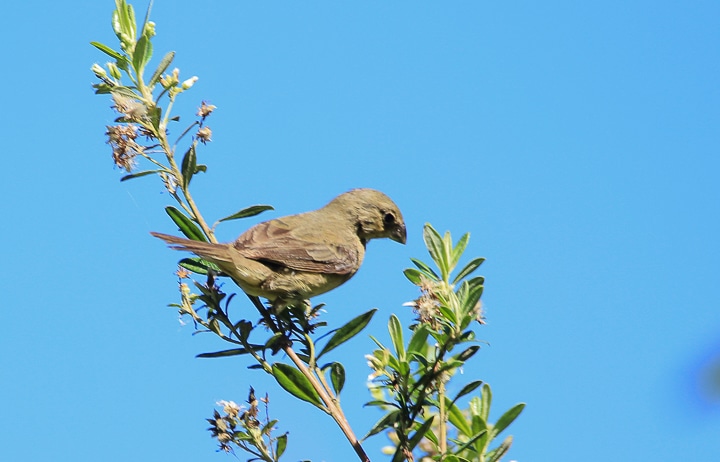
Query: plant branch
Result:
<box><xmin>283</xmin><ymin>346</ymin><xmax>370</xmax><ymax>462</ymax></box>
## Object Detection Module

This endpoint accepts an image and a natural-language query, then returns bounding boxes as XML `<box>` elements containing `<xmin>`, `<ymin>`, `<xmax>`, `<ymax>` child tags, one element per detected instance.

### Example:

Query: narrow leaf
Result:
<box><xmin>149</xmin><ymin>51</ymin><xmax>175</xmax><ymax>87</ymax></box>
<box><xmin>180</xmin><ymin>145</ymin><xmax>196</xmax><ymax>190</ymax></box>
<box><xmin>276</xmin><ymin>434</ymin><xmax>288</xmax><ymax>458</ymax></box>
<box><xmin>450</xmin><ymin>232</ymin><xmax>470</xmax><ymax>273</ymax></box>
<box><xmin>271</xmin><ymin>363</ymin><xmax>323</xmax><ymax>409</ymax></box>
<box><xmin>196</xmin><ymin>348</ymin><xmax>248</xmax><ymax>358</ymax></box>
<box><xmin>120</xmin><ymin>170</ymin><xmax>160</xmax><ymax>181</ymax></box>
<box><xmin>329</xmin><ymin>362</ymin><xmax>346</xmax><ymax>395</ymax></box>
<box><xmin>133</xmin><ymin>34</ymin><xmax>152</xmax><ymax>74</ymax></box>
<box><xmin>406</xmin><ymin>324</ymin><xmax>430</xmax><ymax>357</ymax></box>
<box><xmin>438</xmin><ymin>304</ymin><xmax>458</xmax><ymax>325</ymax></box>
<box><xmin>388</xmin><ymin>315</ymin><xmax>405</xmax><ymax>360</ymax></box>
<box><xmin>403</xmin><ymin>268</ymin><xmax>424</xmax><ymax>285</ymax></box>
<box><xmin>410</xmin><ymin>258</ymin><xmax>440</xmax><ymax>280</ymax></box>
<box><xmin>318</xmin><ymin>309</ymin><xmax>376</xmax><ymax>359</ymax></box>
<box><xmin>447</xmin><ymin>399</ymin><xmax>472</xmax><ymax>437</ymax></box>
<box><xmin>110</xmin><ymin>86</ymin><xmax>141</xmax><ymax>100</ymax></box>
<box><xmin>454</xmin><ymin>429</ymin><xmax>489</xmax><ymax>455</ymax></box>
<box><xmin>443</xmin><ymin>230</ymin><xmax>454</xmax><ymax>274</ymax></box>
<box><xmin>407</xmin><ymin>417</ymin><xmax>435</xmax><ymax>451</ymax></box>
<box><xmin>423</xmin><ymin>223</ymin><xmax>448</xmax><ymax>278</ymax></box>
<box><xmin>486</xmin><ymin>436</ymin><xmax>513</xmax><ymax>462</ymax></box>
<box><xmin>165</xmin><ymin>206</ymin><xmax>206</xmax><ymax>241</ymax></box>
<box><xmin>178</xmin><ymin>257</ymin><xmax>221</xmax><ymax>275</ymax></box>
<box><xmin>453</xmin><ymin>257</ymin><xmax>485</xmax><ymax>285</ymax></box>
<box><xmin>364</xmin><ymin>410</ymin><xmax>401</xmax><ymax>439</ymax></box>
<box><xmin>454</xmin><ymin>345</ymin><xmax>480</xmax><ymax>362</ymax></box>
<box><xmin>218</xmin><ymin>205</ymin><xmax>274</xmax><ymax>223</ymax></box>
<box><xmin>480</xmin><ymin>383</ymin><xmax>492</xmax><ymax>422</ymax></box>
<box><xmin>493</xmin><ymin>403</ymin><xmax>525</xmax><ymax>437</ymax></box>
<box><xmin>90</xmin><ymin>41</ymin><xmax>124</xmax><ymax>61</ymax></box>
<box><xmin>452</xmin><ymin>380</ymin><xmax>484</xmax><ymax>406</ymax></box>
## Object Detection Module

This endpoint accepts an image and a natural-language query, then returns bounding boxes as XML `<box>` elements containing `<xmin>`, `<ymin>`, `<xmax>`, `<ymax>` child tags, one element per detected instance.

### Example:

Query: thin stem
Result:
<box><xmin>438</xmin><ymin>380</ymin><xmax>447</xmax><ymax>457</ymax></box>
<box><xmin>315</xmin><ymin>365</ymin><xmax>336</xmax><ymax>398</ymax></box>
<box><xmin>283</xmin><ymin>346</ymin><xmax>370</xmax><ymax>462</ymax></box>
<box><xmin>157</xmin><ymin>135</ymin><xmax>216</xmax><ymax>241</ymax></box>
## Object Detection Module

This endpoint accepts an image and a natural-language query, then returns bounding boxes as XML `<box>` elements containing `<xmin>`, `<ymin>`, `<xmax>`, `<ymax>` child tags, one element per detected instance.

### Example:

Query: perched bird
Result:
<box><xmin>152</xmin><ymin>188</ymin><xmax>406</xmax><ymax>307</ymax></box>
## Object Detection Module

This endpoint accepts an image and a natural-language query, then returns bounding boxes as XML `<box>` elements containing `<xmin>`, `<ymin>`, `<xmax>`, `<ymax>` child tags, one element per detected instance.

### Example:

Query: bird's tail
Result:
<box><xmin>150</xmin><ymin>232</ymin><xmax>233</xmax><ymax>263</ymax></box>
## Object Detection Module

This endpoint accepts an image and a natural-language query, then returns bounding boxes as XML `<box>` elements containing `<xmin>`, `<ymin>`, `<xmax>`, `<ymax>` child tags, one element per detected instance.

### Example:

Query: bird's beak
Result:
<box><xmin>390</xmin><ymin>223</ymin><xmax>407</xmax><ymax>244</ymax></box>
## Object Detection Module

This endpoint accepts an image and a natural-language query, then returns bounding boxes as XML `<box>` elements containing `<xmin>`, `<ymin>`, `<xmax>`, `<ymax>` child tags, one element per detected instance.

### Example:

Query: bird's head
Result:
<box><xmin>328</xmin><ymin>188</ymin><xmax>407</xmax><ymax>245</ymax></box>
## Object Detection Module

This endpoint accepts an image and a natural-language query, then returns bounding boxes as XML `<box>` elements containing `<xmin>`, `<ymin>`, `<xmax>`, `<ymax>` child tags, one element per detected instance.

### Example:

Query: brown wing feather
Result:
<box><xmin>233</xmin><ymin>218</ymin><xmax>359</xmax><ymax>275</ymax></box>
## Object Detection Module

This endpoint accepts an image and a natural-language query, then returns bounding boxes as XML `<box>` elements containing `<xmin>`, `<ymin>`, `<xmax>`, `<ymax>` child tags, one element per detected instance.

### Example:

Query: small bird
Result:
<box><xmin>152</xmin><ymin>188</ymin><xmax>406</xmax><ymax>307</ymax></box>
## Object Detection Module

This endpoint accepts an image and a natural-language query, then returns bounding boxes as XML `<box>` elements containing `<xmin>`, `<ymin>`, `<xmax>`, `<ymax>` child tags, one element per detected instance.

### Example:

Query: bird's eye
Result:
<box><xmin>383</xmin><ymin>212</ymin><xmax>395</xmax><ymax>225</ymax></box>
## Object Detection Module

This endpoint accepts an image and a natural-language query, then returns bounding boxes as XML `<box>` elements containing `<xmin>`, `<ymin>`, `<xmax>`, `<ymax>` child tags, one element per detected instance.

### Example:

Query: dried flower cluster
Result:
<box><xmin>207</xmin><ymin>388</ymin><xmax>279</xmax><ymax>457</ymax></box>
<box><xmin>105</xmin><ymin>124</ymin><xmax>143</xmax><ymax>172</ymax></box>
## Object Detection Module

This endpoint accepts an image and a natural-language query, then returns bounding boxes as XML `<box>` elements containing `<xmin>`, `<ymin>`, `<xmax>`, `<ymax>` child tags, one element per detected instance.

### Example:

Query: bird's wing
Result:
<box><xmin>233</xmin><ymin>218</ymin><xmax>359</xmax><ymax>275</ymax></box>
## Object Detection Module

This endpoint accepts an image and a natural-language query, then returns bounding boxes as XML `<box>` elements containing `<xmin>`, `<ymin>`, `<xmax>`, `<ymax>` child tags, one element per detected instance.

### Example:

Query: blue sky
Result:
<box><xmin>2</xmin><ymin>1</ymin><xmax>719</xmax><ymax>461</ymax></box>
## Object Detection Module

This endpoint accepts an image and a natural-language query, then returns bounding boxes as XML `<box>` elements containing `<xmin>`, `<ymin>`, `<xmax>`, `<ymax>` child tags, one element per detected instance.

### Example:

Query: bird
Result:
<box><xmin>151</xmin><ymin>188</ymin><xmax>406</xmax><ymax>308</ymax></box>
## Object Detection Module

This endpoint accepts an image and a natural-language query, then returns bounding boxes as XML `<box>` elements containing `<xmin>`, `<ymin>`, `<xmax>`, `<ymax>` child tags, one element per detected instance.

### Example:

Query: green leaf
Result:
<box><xmin>406</xmin><ymin>324</ymin><xmax>430</xmax><ymax>357</ymax></box>
<box><xmin>423</xmin><ymin>223</ymin><xmax>448</xmax><ymax>279</ymax></box>
<box><xmin>443</xmin><ymin>230</ymin><xmax>454</xmax><ymax>273</ymax></box>
<box><xmin>113</xmin><ymin>0</ymin><xmax>136</xmax><ymax>42</ymax></box>
<box><xmin>90</xmin><ymin>41</ymin><xmax>124</xmax><ymax>61</ymax></box>
<box><xmin>452</xmin><ymin>380</ymin><xmax>483</xmax><ymax>406</ymax></box>
<box><xmin>165</xmin><ymin>206</ymin><xmax>206</xmax><ymax>242</ymax></box>
<box><xmin>180</xmin><ymin>145</ymin><xmax>196</xmax><ymax>190</ymax></box>
<box><xmin>450</xmin><ymin>232</ymin><xmax>469</xmax><ymax>273</ymax></box>
<box><xmin>109</xmin><ymin>86</ymin><xmax>140</xmax><ymax>100</ymax></box>
<box><xmin>388</xmin><ymin>315</ymin><xmax>405</xmax><ymax>360</ymax></box>
<box><xmin>447</xmin><ymin>399</ymin><xmax>472</xmax><ymax>437</ymax></box>
<box><xmin>454</xmin><ymin>345</ymin><xmax>480</xmax><ymax>362</ymax></box>
<box><xmin>149</xmin><ymin>50</ymin><xmax>175</xmax><ymax>87</ymax></box>
<box><xmin>265</xmin><ymin>332</ymin><xmax>285</xmax><ymax>352</ymax></box>
<box><xmin>464</xmin><ymin>276</ymin><xmax>485</xmax><ymax>296</ymax></box>
<box><xmin>133</xmin><ymin>34</ymin><xmax>152</xmax><ymax>74</ymax></box>
<box><xmin>480</xmin><ymin>383</ymin><xmax>492</xmax><ymax>422</ymax></box>
<box><xmin>122</xmin><ymin>0</ymin><xmax>137</xmax><ymax>39</ymax></box>
<box><xmin>271</xmin><ymin>363</ymin><xmax>323</xmax><ymax>409</ymax></box>
<box><xmin>318</xmin><ymin>309</ymin><xmax>376</xmax><ymax>359</ymax></box>
<box><xmin>453</xmin><ymin>257</ymin><xmax>485</xmax><ymax>285</ymax></box>
<box><xmin>407</xmin><ymin>416</ymin><xmax>435</xmax><ymax>451</ymax></box>
<box><xmin>438</xmin><ymin>304</ymin><xmax>458</xmax><ymax>325</ymax></box>
<box><xmin>410</xmin><ymin>258</ymin><xmax>440</xmax><ymax>280</ymax></box>
<box><xmin>111</xmin><ymin>6</ymin><xmax>123</xmax><ymax>37</ymax></box>
<box><xmin>492</xmin><ymin>403</ymin><xmax>525</xmax><ymax>437</ymax></box>
<box><xmin>196</xmin><ymin>348</ymin><xmax>249</xmax><ymax>358</ymax></box>
<box><xmin>218</xmin><ymin>205</ymin><xmax>274</xmax><ymax>223</ymax></box>
<box><xmin>178</xmin><ymin>257</ymin><xmax>221</xmax><ymax>275</ymax></box>
<box><xmin>329</xmin><ymin>362</ymin><xmax>345</xmax><ymax>395</ymax></box>
<box><xmin>468</xmin><ymin>397</ymin><xmax>489</xmax><ymax>443</ymax></box>
<box><xmin>410</xmin><ymin>351</ymin><xmax>429</xmax><ymax>368</ymax></box>
<box><xmin>363</xmin><ymin>399</ymin><xmax>398</xmax><ymax>408</ymax></box>
<box><xmin>261</xmin><ymin>419</ymin><xmax>279</xmax><ymax>434</ymax></box>
<box><xmin>403</xmin><ymin>268</ymin><xmax>424</xmax><ymax>285</ymax></box>
<box><xmin>276</xmin><ymin>434</ymin><xmax>288</xmax><ymax>458</ymax></box>
<box><xmin>454</xmin><ymin>429</ymin><xmax>489</xmax><ymax>455</ymax></box>
<box><xmin>486</xmin><ymin>436</ymin><xmax>513</xmax><ymax>462</ymax></box>
<box><xmin>139</xmin><ymin>0</ymin><xmax>153</xmax><ymax>38</ymax></box>
<box><xmin>364</xmin><ymin>409</ymin><xmax>401</xmax><ymax>439</ymax></box>
<box><xmin>120</xmin><ymin>170</ymin><xmax>161</xmax><ymax>182</ymax></box>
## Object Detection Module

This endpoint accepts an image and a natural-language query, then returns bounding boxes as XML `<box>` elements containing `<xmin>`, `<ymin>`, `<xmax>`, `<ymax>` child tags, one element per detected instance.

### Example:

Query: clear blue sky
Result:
<box><xmin>2</xmin><ymin>1</ymin><xmax>719</xmax><ymax>461</ymax></box>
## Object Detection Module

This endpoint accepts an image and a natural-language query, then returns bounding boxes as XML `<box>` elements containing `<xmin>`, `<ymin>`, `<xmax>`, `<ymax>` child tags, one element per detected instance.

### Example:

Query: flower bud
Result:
<box><xmin>91</xmin><ymin>63</ymin><xmax>107</xmax><ymax>79</ymax></box>
<box><xmin>181</xmin><ymin>76</ymin><xmax>199</xmax><ymax>90</ymax></box>
<box><xmin>143</xmin><ymin>21</ymin><xmax>156</xmax><ymax>38</ymax></box>
<box><xmin>106</xmin><ymin>62</ymin><xmax>122</xmax><ymax>80</ymax></box>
